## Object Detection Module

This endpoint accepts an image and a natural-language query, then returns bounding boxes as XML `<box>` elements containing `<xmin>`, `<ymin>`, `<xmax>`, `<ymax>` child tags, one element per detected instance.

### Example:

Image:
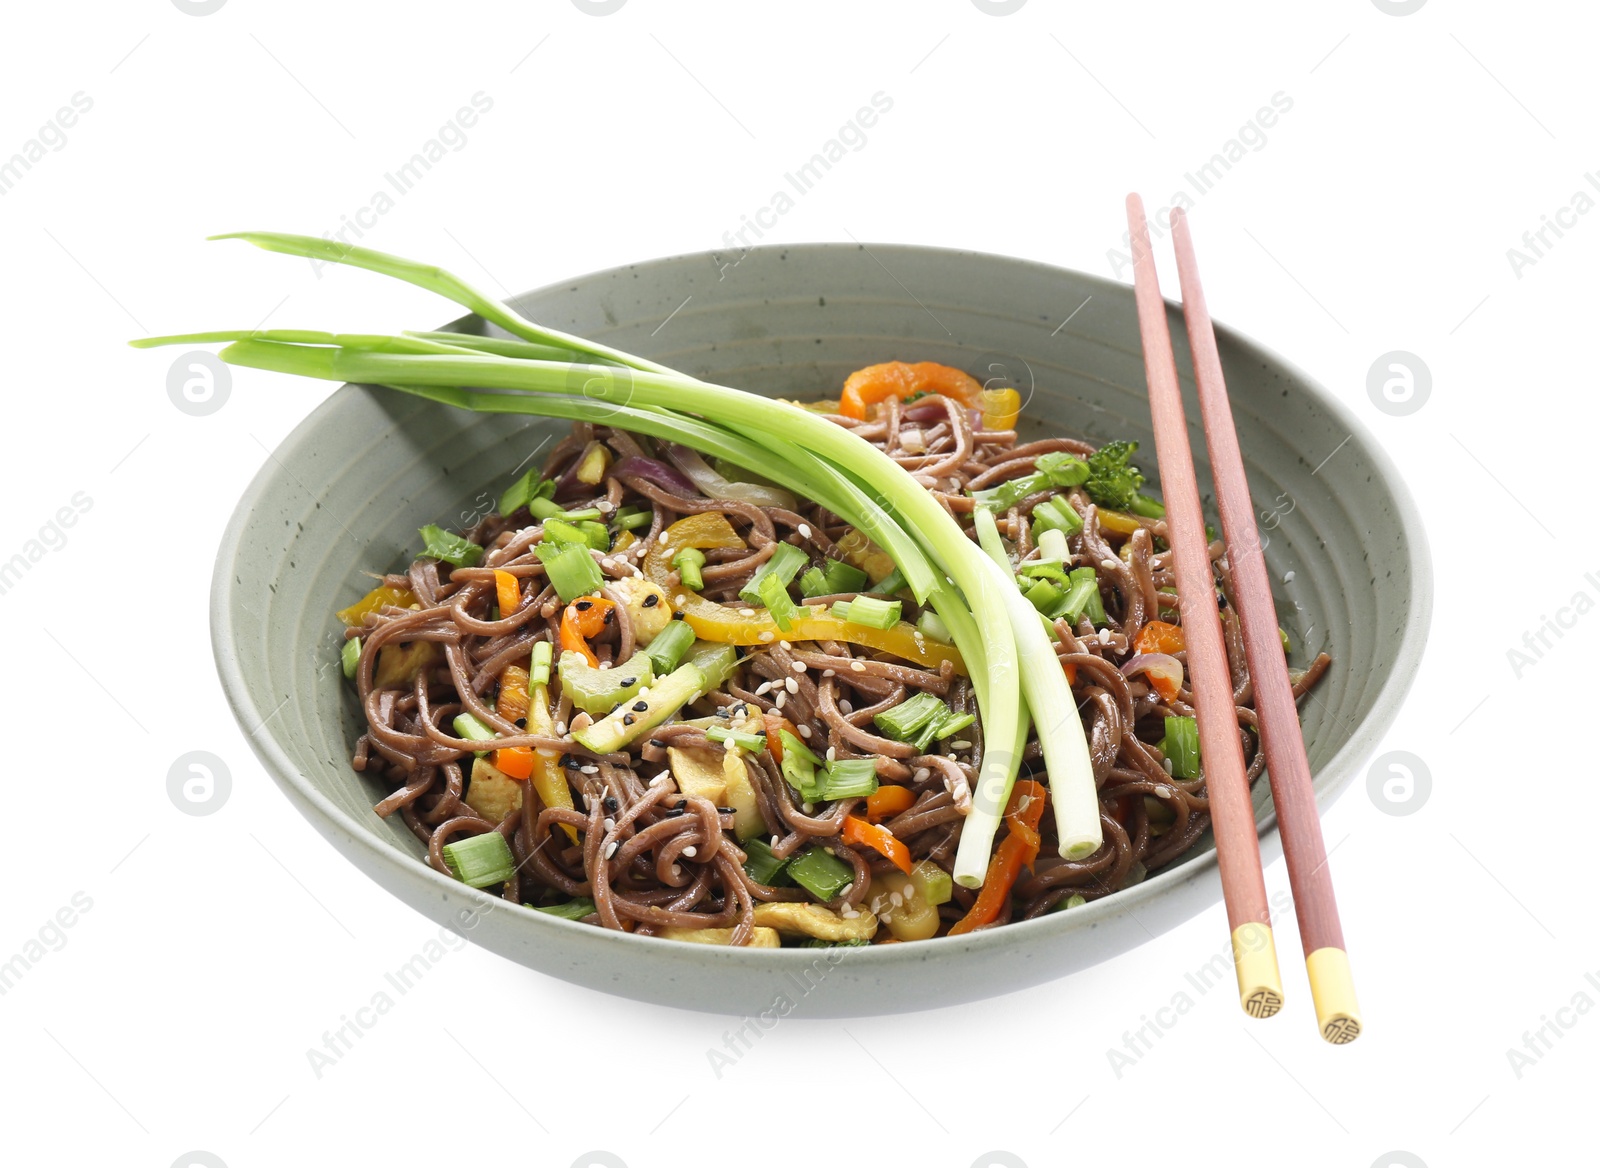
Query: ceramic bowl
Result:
<box><xmin>212</xmin><ymin>243</ymin><xmax>1430</xmax><ymax>1017</ymax></box>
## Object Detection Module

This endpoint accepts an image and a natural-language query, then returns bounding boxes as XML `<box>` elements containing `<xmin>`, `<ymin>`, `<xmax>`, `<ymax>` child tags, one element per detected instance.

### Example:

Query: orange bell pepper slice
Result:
<box><xmin>842</xmin><ymin>815</ymin><xmax>913</xmax><ymax>875</ymax></box>
<box><xmin>1134</xmin><ymin>620</ymin><xmax>1185</xmax><ymax>657</ymax></box>
<box><xmin>494</xmin><ymin>569</ymin><xmax>522</xmax><ymax>617</ymax></box>
<box><xmin>838</xmin><ymin>361</ymin><xmax>983</xmax><ymax>422</ymax></box>
<box><xmin>558</xmin><ymin>596</ymin><xmax>615</xmax><ymax>667</ymax></box>
<box><xmin>336</xmin><ymin>583</ymin><xmax>417</xmax><ymax>626</ymax></box>
<box><xmin>643</xmin><ymin>515</ymin><xmax>965</xmax><ymax>674</ymax></box>
<box><xmin>947</xmin><ymin>779</ymin><xmax>1048</xmax><ymax>936</ymax></box>
<box><xmin>865</xmin><ymin>784</ymin><xmax>916</xmax><ymax>822</ymax></box>
<box><xmin>763</xmin><ymin>712</ymin><xmax>798</xmax><ymax>763</ymax></box>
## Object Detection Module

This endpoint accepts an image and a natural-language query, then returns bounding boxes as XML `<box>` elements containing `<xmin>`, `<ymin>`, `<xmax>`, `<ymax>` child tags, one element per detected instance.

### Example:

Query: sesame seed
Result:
<box><xmin>670</xmin><ymin>864</ymin><xmax>683</xmax><ymax>878</ymax></box>
<box><xmin>603</xmin><ymin>841</ymin><xmax>619</xmax><ymax>859</ymax></box>
<box><xmin>913</xmin><ymin>768</ymin><xmax>931</xmax><ymax>783</ymax></box>
<box><xmin>839</xmin><ymin>699</ymin><xmax>853</xmax><ymax>714</ymax></box>
<box><xmin>779</xmin><ymin>640</ymin><xmax>791</xmax><ymax>650</ymax></box>
<box><xmin>580</xmin><ymin>765</ymin><xmax>599</xmax><ymax>774</ymax></box>
<box><xmin>603</xmin><ymin>817</ymin><xmax>616</xmax><ymax>832</ymax></box>
<box><xmin>1162</xmin><ymin>757</ymin><xmax>1174</xmax><ymax>775</ymax></box>
<box><xmin>739</xmin><ymin>608</ymin><xmax>756</xmax><ymax>617</ymax></box>
<box><xmin>785</xmin><ymin>676</ymin><xmax>799</xmax><ymax>694</ymax></box>
<box><xmin>683</xmin><ymin>845</ymin><xmax>698</xmax><ymax>858</ymax></box>
<box><xmin>754</xmin><ymin>681</ymin><xmax>773</xmax><ymax>696</ymax></box>
<box><xmin>775</xmin><ymin>691</ymin><xmax>787</xmax><ymax>710</ymax></box>
<box><xmin>555</xmin><ymin>721</ymin><xmax>567</xmax><ymax>735</ymax></box>
<box><xmin>657</xmin><ymin>531</ymin><xmax>669</xmax><ymax>544</ymax></box>
<box><xmin>841</xmin><ymin>906</ymin><xmax>858</xmax><ymax>919</ymax></box>
<box><xmin>791</xmin><ymin>661</ymin><xmax>806</xmax><ymax>673</ymax></box>
<box><xmin>1099</xmin><ymin>629</ymin><xmax>1112</xmax><ymax>644</ymax></box>
<box><xmin>758</xmin><ymin>631</ymin><xmax>775</xmax><ymax>643</ymax></box>
<box><xmin>798</xmin><ymin>524</ymin><xmax>812</xmax><ymax>539</ymax></box>
<box><xmin>771</xmin><ymin>836</ymin><xmax>781</xmax><ymax>848</ymax></box>
<box><xmin>825</xmin><ymin>747</ymin><xmax>836</xmax><ymax>762</ymax></box>
<box><xmin>823</xmin><ymin>669</ymin><xmax>835</xmax><ymax>678</ymax></box>
<box><xmin>839</xmin><ymin>882</ymin><xmax>853</xmax><ymax>898</ymax></box>
<box><xmin>950</xmin><ymin>739</ymin><xmax>973</xmax><ymax>750</ymax></box>
<box><xmin>675</xmin><ymin>595</ymin><xmax>687</xmax><ymax>606</ymax></box>
<box><xmin>889</xmin><ymin>892</ymin><xmax>904</xmax><ymax>908</ymax></box>
<box><xmin>797</xmin><ymin>725</ymin><xmax>812</xmax><ymax>739</ymax></box>
<box><xmin>596</xmin><ymin>500</ymin><xmax>615</xmax><ymax>513</ymax></box>
<box><xmin>802</xmin><ymin>802</ymin><xmax>814</xmax><ymax>814</ymax></box>
<box><xmin>651</xmin><ymin>772</ymin><xmax>671</xmax><ymax>785</ymax></box>
<box><xmin>850</xmin><ymin>661</ymin><xmax>866</xmax><ymax>673</ymax></box>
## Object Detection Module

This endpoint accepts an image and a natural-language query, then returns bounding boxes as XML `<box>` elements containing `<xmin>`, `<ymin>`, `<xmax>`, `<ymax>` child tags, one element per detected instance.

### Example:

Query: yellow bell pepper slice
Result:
<box><xmin>644</xmin><ymin>515</ymin><xmax>964</xmax><ymax>674</ymax></box>
<box><xmin>336</xmin><ymin>583</ymin><xmax>418</xmax><ymax>625</ymax></box>
<box><xmin>1095</xmin><ymin>508</ymin><xmax>1144</xmax><ymax>538</ymax></box>
<box><xmin>497</xmin><ymin>678</ymin><xmax>579</xmax><ymax>844</ymax></box>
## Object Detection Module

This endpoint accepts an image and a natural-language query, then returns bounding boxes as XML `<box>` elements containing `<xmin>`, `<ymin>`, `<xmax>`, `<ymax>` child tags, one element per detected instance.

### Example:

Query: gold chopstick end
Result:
<box><xmin>1307</xmin><ymin>947</ymin><xmax>1362</xmax><ymax>1044</ymax></box>
<box><xmin>1232</xmin><ymin>922</ymin><xmax>1284</xmax><ymax>1019</ymax></box>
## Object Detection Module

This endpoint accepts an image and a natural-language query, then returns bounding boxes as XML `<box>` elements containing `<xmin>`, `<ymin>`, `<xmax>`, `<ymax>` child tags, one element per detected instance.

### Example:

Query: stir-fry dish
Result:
<box><xmin>337</xmin><ymin>361</ymin><xmax>1331</xmax><ymax>946</ymax></box>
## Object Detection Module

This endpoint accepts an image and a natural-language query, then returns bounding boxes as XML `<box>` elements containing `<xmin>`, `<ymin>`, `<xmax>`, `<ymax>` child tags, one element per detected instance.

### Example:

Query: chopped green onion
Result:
<box><xmin>1130</xmin><ymin>493</ymin><xmax>1166</xmax><ymax>519</ymax></box>
<box><xmin>1162</xmin><ymin>715</ymin><xmax>1200</xmax><ymax>779</ymax></box>
<box><xmin>528</xmin><ymin>496</ymin><xmax>603</xmax><ymax>523</ymax></box>
<box><xmin>867</xmin><ymin>566</ymin><xmax>907</xmax><ymax>597</ymax></box>
<box><xmin>1019</xmin><ymin>561</ymin><xmax>1073</xmax><ymax>586</ymax></box>
<box><xmin>540</xmin><ymin>518</ymin><xmax>588</xmax><ymax>546</ymax></box>
<box><xmin>687</xmin><ymin>641</ymin><xmax>740</xmax><ymax>690</ymax></box>
<box><xmin>933</xmin><ymin>711</ymin><xmax>975</xmax><ymax>740</ymax></box>
<box><xmin>778</xmin><ymin>729</ymin><xmax>823</xmax><ymax>803</ymax></box>
<box><xmin>916</xmin><ymin>609</ymin><xmax>951</xmax><ymax>642</ymax></box>
<box><xmin>786</xmin><ymin>845</ymin><xmax>854</xmax><ymax>901</ymax></box>
<box><xmin>969</xmin><ymin>452</ymin><xmax>1090</xmax><ymax>512</ymax></box>
<box><xmin>738</xmin><ymin>542</ymin><xmax>809</xmax><ymax>606</ymax></box>
<box><xmin>442</xmin><ymin>831</ymin><xmax>515</xmax><ymax>888</ymax></box>
<box><xmin>418</xmin><ymin>523</ymin><xmax>483</xmax><ymax>567</ymax></box>
<box><xmin>574</xmin><ymin>520</ymin><xmax>611</xmax><ymax>551</ymax></box>
<box><xmin>707</xmin><ymin>725</ymin><xmax>767</xmax><ymax>753</ymax></box>
<box><xmin>1031</xmin><ymin>496</ymin><xmax>1084</xmax><ymax>539</ymax></box>
<box><xmin>1024</xmin><ymin>578</ymin><xmax>1064</xmax><ymax>615</ymax></box>
<box><xmin>642</xmin><ymin>618</ymin><xmax>694</xmax><ymax>675</ymax></box>
<box><xmin>672</xmin><ymin>547</ymin><xmax>705</xmax><ymax>590</ymax></box>
<box><xmin>530</xmin><ymin>639</ymin><xmax>553</xmax><ymax>687</ymax></box>
<box><xmin>756</xmin><ymin>570</ymin><xmax>798</xmax><ymax>631</ymax></box>
<box><xmin>1072</xmin><ymin>566</ymin><xmax>1107</xmax><ymax>625</ymax></box>
<box><xmin>1035</xmin><ymin>526</ymin><xmax>1071</xmax><ymax>565</ymax></box>
<box><xmin>830</xmin><ymin>595</ymin><xmax>902</xmax><ymax>630</ymax></box>
<box><xmin>340</xmin><ymin>635</ymin><xmax>361</xmax><ymax>679</ymax></box>
<box><xmin>874</xmin><ymin>692</ymin><xmax>948</xmax><ymax>743</ymax></box>
<box><xmin>536</xmin><ymin>540</ymin><xmax>603</xmax><ymax>603</ymax></box>
<box><xmin>740</xmin><ymin>838</ymin><xmax>790</xmax><ymax>886</ymax></box>
<box><xmin>799</xmin><ymin>558</ymin><xmax>869</xmax><ymax>599</ymax></box>
<box><xmin>1279</xmin><ymin>627</ymin><xmax>1291</xmax><ymax>654</ymax></box>
<box><xmin>453</xmin><ymin>712</ymin><xmax>497</xmax><ymax>757</ymax></box>
<box><xmin>816</xmin><ymin>758</ymin><xmax>879</xmax><ymax>800</ymax></box>
<box><xmin>613</xmin><ymin>504</ymin><xmax>652</xmax><ymax>531</ymax></box>
<box><xmin>531</xmin><ymin>897</ymin><xmax>596</xmax><ymax>920</ymax></box>
<box><xmin>499</xmin><ymin>468</ymin><xmax>554</xmax><ymax>517</ymax></box>
<box><xmin>1052</xmin><ymin>893</ymin><xmax>1088</xmax><ymax>911</ymax></box>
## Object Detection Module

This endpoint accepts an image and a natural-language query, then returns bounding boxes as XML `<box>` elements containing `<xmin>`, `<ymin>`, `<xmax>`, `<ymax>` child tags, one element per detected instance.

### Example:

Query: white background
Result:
<box><xmin>0</xmin><ymin>2</ymin><xmax>1589</xmax><ymax>1166</ymax></box>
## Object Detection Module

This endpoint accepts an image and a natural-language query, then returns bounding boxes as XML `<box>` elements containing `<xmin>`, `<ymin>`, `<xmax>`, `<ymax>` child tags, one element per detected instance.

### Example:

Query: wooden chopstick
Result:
<box><xmin>1123</xmin><ymin>195</ymin><xmax>1284</xmax><ymax>1021</ymax></box>
<box><xmin>1169</xmin><ymin>206</ymin><xmax>1361</xmax><ymax>1045</ymax></box>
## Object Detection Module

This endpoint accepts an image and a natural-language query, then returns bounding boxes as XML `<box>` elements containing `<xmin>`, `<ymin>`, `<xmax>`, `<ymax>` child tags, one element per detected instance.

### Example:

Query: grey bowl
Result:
<box><xmin>213</xmin><ymin>243</ymin><xmax>1430</xmax><ymax>1017</ymax></box>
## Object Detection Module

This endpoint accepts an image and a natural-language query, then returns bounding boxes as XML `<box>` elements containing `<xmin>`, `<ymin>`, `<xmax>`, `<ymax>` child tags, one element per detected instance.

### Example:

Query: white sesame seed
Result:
<box><xmin>785</xmin><ymin>676</ymin><xmax>799</xmax><ymax>694</ymax></box>
<box><xmin>657</xmin><ymin>531</ymin><xmax>669</xmax><ymax>545</ymax></box>
<box><xmin>1102</xmin><ymin>558</ymin><xmax>1119</xmax><ymax>571</ymax></box>
<box><xmin>754</xmin><ymin>681</ymin><xmax>773</xmax><ymax>696</ymax></box>
<box><xmin>779</xmin><ymin>640</ymin><xmax>791</xmax><ymax>650</ymax></box>
<box><xmin>603</xmin><ymin>841</ymin><xmax>618</xmax><ymax>859</ymax></box>
<box><xmin>771</xmin><ymin>836</ymin><xmax>781</xmax><ymax>848</ymax></box>
<box><xmin>822</xmin><ymin>668</ymin><xmax>835</xmax><ymax>678</ymax></box>
<box><xmin>683</xmin><ymin>845</ymin><xmax>698</xmax><ymax>858</ymax></box>
<box><xmin>791</xmin><ymin>661</ymin><xmax>806</xmax><ymax>673</ymax></box>
<box><xmin>797</xmin><ymin>724</ymin><xmax>812</xmax><ymax>739</ymax></box>
<box><xmin>600</xmin><ymin>558</ymin><xmax>616</xmax><ymax>572</ymax></box>
<box><xmin>670</xmin><ymin>864</ymin><xmax>683</xmax><ymax>878</ymax></box>
<box><xmin>826</xmin><ymin>747</ymin><xmax>837</xmax><ymax>762</ymax></box>
<box><xmin>555</xmin><ymin>721</ymin><xmax>567</xmax><ymax>736</ymax></box>
<box><xmin>774</xmin><ymin>691</ymin><xmax>787</xmax><ymax>709</ymax></box>
<box><xmin>839</xmin><ymin>699</ymin><xmax>853</xmax><ymax>714</ymax></box>
<box><xmin>651</xmin><ymin>772</ymin><xmax>671</xmax><ymax>786</ymax></box>
<box><xmin>913</xmin><ymin>768</ymin><xmax>931</xmax><ymax>783</ymax></box>
<box><xmin>739</xmin><ymin>608</ymin><xmax>756</xmax><ymax>617</ymax></box>
<box><xmin>950</xmin><ymin>739</ymin><xmax>973</xmax><ymax>750</ymax></box>
<box><xmin>850</xmin><ymin>661</ymin><xmax>866</xmax><ymax>673</ymax></box>
<box><xmin>798</xmin><ymin>524</ymin><xmax>812</xmax><ymax>539</ymax></box>
<box><xmin>580</xmin><ymin>765</ymin><xmax>599</xmax><ymax>774</ymax></box>
<box><xmin>841</xmin><ymin>906</ymin><xmax>859</xmax><ymax>919</ymax></box>
<box><xmin>758</xmin><ymin>631</ymin><xmax>775</xmax><ymax>643</ymax></box>
<box><xmin>802</xmin><ymin>802</ymin><xmax>815</xmax><ymax>814</ymax></box>
<box><xmin>1162</xmin><ymin>757</ymin><xmax>1174</xmax><ymax>775</ymax></box>
<box><xmin>839</xmin><ymin>882</ymin><xmax>853</xmax><ymax>898</ymax></box>
<box><xmin>1099</xmin><ymin>629</ymin><xmax>1112</xmax><ymax>645</ymax></box>
<box><xmin>595</xmin><ymin>500</ymin><xmax>615</xmax><ymax>513</ymax></box>
<box><xmin>675</xmin><ymin>594</ymin><xmax>688</xmax><ymax>606</ymax></box>
<box><xmin>603</xmin><ymin>817</ymin><xmax>616</xmax><ymax>832</ymax></box>
<box><xmin>889</xmin><ymin>892</ymin><xmax>904</xmax><ymax>908</ymax></box>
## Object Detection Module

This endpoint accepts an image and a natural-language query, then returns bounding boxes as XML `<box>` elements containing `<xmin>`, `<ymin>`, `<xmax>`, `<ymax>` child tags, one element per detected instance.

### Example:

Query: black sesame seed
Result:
<box><xmin>632</xmin><ymin>700</ymin><xmax>649</xmax><ymax>712</ymax></box>
<box><xmin>1216</xmin><ymin>593</ymin><xmax>1227</xmax><ymax>609</ymax></box>
<box><xmin>561</xmin><ymin>754</ymin><xmax>580</xmax><ymax>769</ymax></box>
<box><xmin>603</xmin><ymin>796</ymin><xmax>619</xmax><ymax>813</ymax></box>
<box><xmin>648</xmin><ymin>738</ymin><xmax>666</xmax><ymax>748</ymax></box>
<box><xmin>643</xmin><ymin>594</ymin><xmax>660</xmax><ymax>608</ymax></box>
<box><xmin>603</xmin><ymin>608</ymin><xmax>615</xmax><ymax>625</ymax></box>
<box><xmin>620</xmin><ymin>677</ymin><xmax>636</xmax><ymax>687</ymax></box>
<box><xmin>716</xmin><ymin>806</ymin><xmax>735</xmax><ymax>814</ymax></box>
<box><xmin>514</xmin><ymin>718</ymin><xmax>526</xmax><ymax>729</ymax></box>
<box><xmin>622</xmin><ymin>714</ymin><xmax>636</xmax><ymax>726</ymax></box>
<box><xmin>575</xmin><ymin>600</ymin><xmax>593</xmax><ymax>612</ymax></box>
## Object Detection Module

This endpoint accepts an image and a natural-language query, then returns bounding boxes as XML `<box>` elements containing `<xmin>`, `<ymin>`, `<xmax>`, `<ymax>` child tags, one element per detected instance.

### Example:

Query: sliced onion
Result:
<box><xmin>901</xmin><ymin>397</ymin><xmax>955</xmax><ymax>424</ymax></box>
<box><xmin>609</xmin><ymin>454</ymin><xmax>699</xmax><ymax>498</ymax></box>
<box><xmin>665</xmin><ymin>444</ymin><xmax>796</xmax><ymax>511</ymax></box>
<box><xmin>1120</xmin><ymin>652</ymin><xmax>1184</xmax><ymax>699</ymax></box>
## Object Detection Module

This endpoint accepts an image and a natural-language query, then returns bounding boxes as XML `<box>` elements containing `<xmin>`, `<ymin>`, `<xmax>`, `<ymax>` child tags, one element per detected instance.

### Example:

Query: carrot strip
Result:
<box><xmin>1134</xmin><ymin>620</ymin><xmax>1185</xmax><ymax>656</ymax></box>
<box><xmin>947</xmin><ymin>780</ymin><xmax>1048</xmax><ymax>936</ymax></box>
<box><xmin>842</xmin><ymin>815</ymin><xmax>913</xmax><ymax>874</ymax></box>
<box><xmin>494</xmin><ymin>569</ymin><xmax>522</xmax><ymax>617</ymax></box>
<box><xmin>865</xmin><ymin>785</ymin><xmax>915</xmax><ymax>821</ymax></box>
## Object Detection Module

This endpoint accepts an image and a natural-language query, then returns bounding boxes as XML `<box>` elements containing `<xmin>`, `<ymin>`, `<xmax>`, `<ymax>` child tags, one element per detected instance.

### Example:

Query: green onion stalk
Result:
<box><xmin>134</xmin><ymin>233</ymin><xmax>1104</xmax><ymax>884</ymax></box>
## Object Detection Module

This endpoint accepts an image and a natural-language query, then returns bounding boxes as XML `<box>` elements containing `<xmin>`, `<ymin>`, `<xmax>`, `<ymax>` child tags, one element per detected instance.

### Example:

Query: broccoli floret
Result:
<box><xmin>1084</xmin><ymin>439</ymin><xmax>1146</xmax><ymax>512</ymax></box>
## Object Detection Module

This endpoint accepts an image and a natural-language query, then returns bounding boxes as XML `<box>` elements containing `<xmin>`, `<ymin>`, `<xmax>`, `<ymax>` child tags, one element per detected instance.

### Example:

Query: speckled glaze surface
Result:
<box><xmin>212</xmin><ymin>243</ymin><xmax>1431</xmax><ymax>1017</ymax></box>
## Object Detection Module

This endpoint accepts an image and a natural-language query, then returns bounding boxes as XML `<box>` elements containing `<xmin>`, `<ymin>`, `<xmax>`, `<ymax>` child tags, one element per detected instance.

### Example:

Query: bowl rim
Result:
<box><xmin>211</xmin><ymin>239</ymin><xmax>1433</xmax><ymax>970</ymax></box>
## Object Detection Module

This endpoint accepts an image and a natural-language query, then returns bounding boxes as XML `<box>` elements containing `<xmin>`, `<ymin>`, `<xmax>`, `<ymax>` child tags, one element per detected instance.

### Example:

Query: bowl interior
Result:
<box><xmin>215</xmin><ymin>243</ymin><xmax>1429</xmax><ymax>1012</ymax></box>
